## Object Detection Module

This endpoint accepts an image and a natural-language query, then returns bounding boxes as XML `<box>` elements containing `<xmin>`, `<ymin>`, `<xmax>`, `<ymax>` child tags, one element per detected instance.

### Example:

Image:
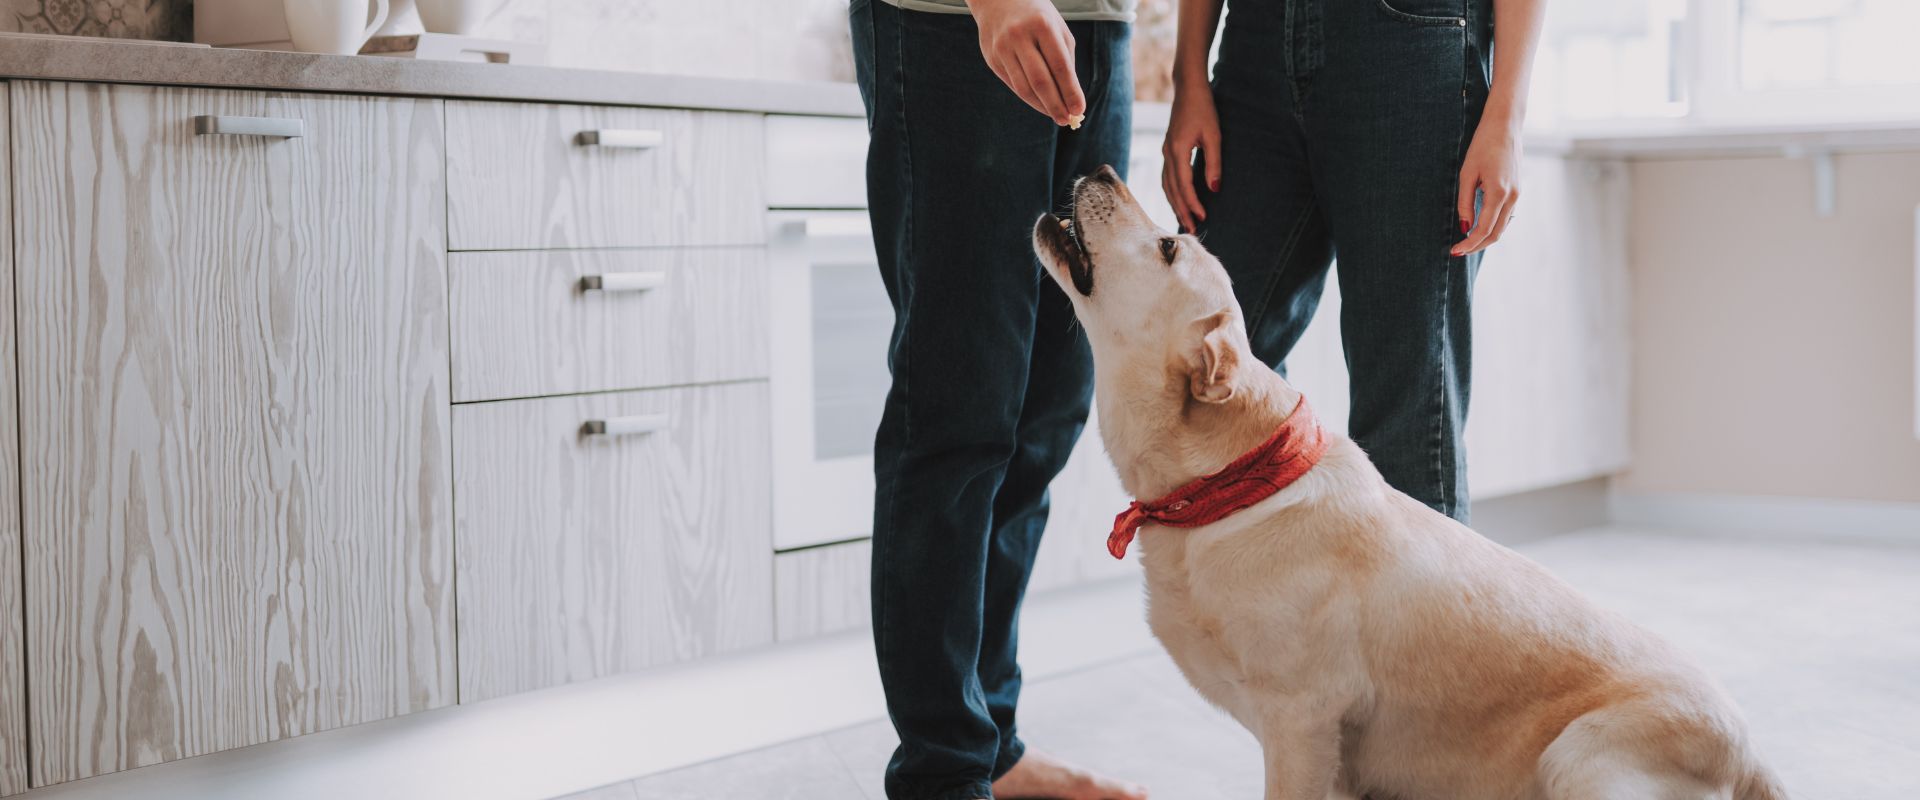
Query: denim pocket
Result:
<box><xmin>1374</xmin><ymin>0</ymin><xmax>1467</xmax><ymax>26</ymax></box>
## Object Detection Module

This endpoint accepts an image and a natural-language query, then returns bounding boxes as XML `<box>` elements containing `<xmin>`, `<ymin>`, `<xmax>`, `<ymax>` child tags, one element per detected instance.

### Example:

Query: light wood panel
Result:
<box><xmin>453</xmin><ymin>383</ymin><xmax>774</xmax><ymax>702</ymax></box>
<box><xmin>445</xmin><ymin>101</ymin><xmax>765</xmax><ymax>251</ymax></box>
<box><xmin>11</xmin><ymin>81</ymin><xmax>454</xmax><ymax>785</ymax></box>
<box><xmin>450</xmin><ymin>248</ymin><xmax>770</xmax><ymax>402</ymax></box>
<box><xmin>0</xmin><ymin>85</ymin><xmax>28</xmax><ymax>798</ymax></box>
<box><xmin>773</xmin><ymin>540</ymin><xmax>871</xmax><ymax>642</ymax></box>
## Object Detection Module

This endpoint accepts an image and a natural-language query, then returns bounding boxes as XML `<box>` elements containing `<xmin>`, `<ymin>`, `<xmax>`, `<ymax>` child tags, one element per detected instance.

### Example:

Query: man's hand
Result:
<box><xmin>970</xmin><ymin>0</ymin><xmax>1086</xmax><ymax>126</ymax></box>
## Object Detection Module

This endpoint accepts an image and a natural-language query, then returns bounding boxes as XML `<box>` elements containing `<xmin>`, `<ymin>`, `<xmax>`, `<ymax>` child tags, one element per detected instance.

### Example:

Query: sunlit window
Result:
<box><xmin>1740</xmin><ymin>0</ymin><xmax>1920</xmax><ymax>90</ymax></box>
<box><xmin>1531</xmin><ymin>0</ymin><xmax>1690</xmax><ymax>124</ymax></box>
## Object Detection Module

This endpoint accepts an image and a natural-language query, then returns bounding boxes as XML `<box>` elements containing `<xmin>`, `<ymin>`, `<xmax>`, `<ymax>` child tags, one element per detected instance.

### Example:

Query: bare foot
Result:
<box><xmin>991</xmin><ymin>749</ymin><xmax>1148</xmax><ymax>800</ymax></box>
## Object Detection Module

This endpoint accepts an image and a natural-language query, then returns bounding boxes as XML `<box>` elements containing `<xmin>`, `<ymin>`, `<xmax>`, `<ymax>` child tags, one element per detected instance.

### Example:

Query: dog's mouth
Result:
<box><xmin>1039</xmin><ymin>211</ymin><xmax>1094</xmax><ymax>296</ymax></box>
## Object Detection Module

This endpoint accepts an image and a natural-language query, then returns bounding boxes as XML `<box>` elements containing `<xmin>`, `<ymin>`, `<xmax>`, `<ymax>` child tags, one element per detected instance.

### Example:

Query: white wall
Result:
<box><xmin>1621</xmin><ymin>150</ymin><xmax>1920</xmax><ymax>504</ymax></box>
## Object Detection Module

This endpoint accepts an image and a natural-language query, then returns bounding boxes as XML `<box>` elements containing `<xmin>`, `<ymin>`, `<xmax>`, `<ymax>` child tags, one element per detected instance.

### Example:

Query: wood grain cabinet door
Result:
<box><xmin>453</xmin><ymin>383</ymin><xmax>773</xmax><ymax>703</ymax></box>
<box><xmin>0</xmin><ymin>85</ymin><xmax>28</xmax><ymax>798</ymax></box>
<box><xmin>10</xmin><ymin>81</ymin><xmax>455</xmax><ymax>786</ymax></box>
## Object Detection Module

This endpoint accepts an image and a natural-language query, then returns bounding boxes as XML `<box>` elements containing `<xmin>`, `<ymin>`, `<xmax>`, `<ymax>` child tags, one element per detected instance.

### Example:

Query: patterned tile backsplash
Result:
<box><xmin>3</xmin><ymin>0</ymin><xmax>189</xmax><ymax>39</ymax></box>
<box><xmin>2</xmin><ymin>0</ymin><xmax>1175</xmax><ymax>101</ymax></box>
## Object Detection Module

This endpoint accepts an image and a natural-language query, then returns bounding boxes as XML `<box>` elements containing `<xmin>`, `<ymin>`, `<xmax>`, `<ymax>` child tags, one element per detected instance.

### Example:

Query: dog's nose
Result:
<box><xmin>1089</xmin><ymin>164</ymin><xmax>1121</xmax><ymax>184</ymax></box>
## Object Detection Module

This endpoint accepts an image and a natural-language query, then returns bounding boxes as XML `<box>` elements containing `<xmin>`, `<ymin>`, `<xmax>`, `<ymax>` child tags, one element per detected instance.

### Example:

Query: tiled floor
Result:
<box><xmin>557</xmin><ymin>526</ymin><xmax>1920</xmax><ymax>800</ymax></box>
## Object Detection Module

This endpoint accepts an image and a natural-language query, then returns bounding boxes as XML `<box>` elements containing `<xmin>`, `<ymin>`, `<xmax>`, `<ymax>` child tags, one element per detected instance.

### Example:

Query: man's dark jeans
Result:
<box><xmin>850</xmin><ymin>1</ymin><xmax>1131</xmax><ymax>798</ymax></box>
<box><xmin>1193</xmin><ymin>0</ymin><xmax>1495</xmax><ymax>521</ymax></box>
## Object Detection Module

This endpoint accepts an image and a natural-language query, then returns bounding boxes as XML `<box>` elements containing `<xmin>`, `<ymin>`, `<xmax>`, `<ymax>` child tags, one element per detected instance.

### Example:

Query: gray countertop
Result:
<box><xmin>0</xmin><ymin>35</ymin><xmax>866</xmax><ymax>117</ymax></box>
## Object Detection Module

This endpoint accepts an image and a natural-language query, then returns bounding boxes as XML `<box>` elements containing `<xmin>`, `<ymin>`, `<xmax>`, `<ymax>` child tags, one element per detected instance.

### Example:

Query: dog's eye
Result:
<box><xmin>1159</xmin><ymin>238</ymin><xmax>1179</xmax><ymax>264</ymax></box>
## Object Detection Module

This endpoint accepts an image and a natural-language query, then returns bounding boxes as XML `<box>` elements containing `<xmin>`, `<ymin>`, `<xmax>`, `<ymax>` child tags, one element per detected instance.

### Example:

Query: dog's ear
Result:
<box><xmin>1186</xmin><ymin>310</ymin><xmax>1239</xmax><ymax>404</ymax></box>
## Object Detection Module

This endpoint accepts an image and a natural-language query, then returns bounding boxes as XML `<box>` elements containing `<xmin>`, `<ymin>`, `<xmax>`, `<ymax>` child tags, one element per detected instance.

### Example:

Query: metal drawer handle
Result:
<box><xmin>583</xmin><ymin>414</ymin><xmax>671</xmax><ymax>438</ymax></box>
<box><xmin>576</xmin><ymin>129</ymin><xmax>664</xmax><ymax>149</ymax></box>
<box><xmin>580</xmin><ymin>271</ymin><xmax>667</xmax><ymax>293</ymax></box>
<box><xmin>193</xmin><ymin>115</ymin><xmax>304</xmax><ymax>138</ymax></box>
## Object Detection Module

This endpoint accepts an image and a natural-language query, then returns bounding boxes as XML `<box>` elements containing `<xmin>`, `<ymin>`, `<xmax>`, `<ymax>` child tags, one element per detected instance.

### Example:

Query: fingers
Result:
<box><xmin>1484</xmin><ymin>190</ymin><xmax>1519</xmax><ymax>248</ymax></box>
<box><xmin>1201</xmin><ymin>128</ymin><xmax>1222</xmax><ymax>194</ymax></box>
<box><xmin>988</xmin><ymin>51</ymin><xmax>1048</xmax><ymax>120</ymax></box>
<box><xmin>1175</xmin><ymin>142</ymin><xmax>1207</xmax><ymax>227</ymax></box>
<box><xmin>1036</xmin><ymin>30</ymin><xmax>1086</xmax><ymax>119</ymax></box>
<box><xmin>1014</xmin><ymin>44</ymin><xmax>1072</xmax><ymax>125</ymax></box>
<box><xmin>1454</xmin><ymin>179</ymin><xmax>1516</xmax><ymax>255</ymax></box>
<box><xmin>1162</xmin><ymin>137</ymin><xmax>1202</xmax><ymax>231</ymax></box>
<box><xmin>1161</xmin><ymin>156</ymin><xmax>1193</xmax><ymax>233</ymax></box>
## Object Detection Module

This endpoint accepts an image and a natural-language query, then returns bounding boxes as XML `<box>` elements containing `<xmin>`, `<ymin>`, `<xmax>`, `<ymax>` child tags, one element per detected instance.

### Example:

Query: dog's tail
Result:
<box><xmin>1734</xmin><ymin>759</ymin><xmax>1788</xmax><ymax>800</ymax></box>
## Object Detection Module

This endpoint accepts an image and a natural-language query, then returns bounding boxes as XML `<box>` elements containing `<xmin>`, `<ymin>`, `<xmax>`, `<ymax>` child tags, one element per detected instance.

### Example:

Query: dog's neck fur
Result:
<box><xmin>1096</xmin><ymin>348</ymin><xmax>1307</xmax><ymax>502</ymax></box>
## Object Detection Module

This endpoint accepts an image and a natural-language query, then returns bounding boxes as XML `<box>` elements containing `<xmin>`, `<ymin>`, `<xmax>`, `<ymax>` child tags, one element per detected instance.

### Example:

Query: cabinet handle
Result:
<box><xmin>580</xmin><ymin>271</ymin><xmax>667</xmax><ymax>293</ymax></box>
<box><xmin>583</xmin><ymin>414</ymin><xmax>671</xmax><ymax>438</ymax></box>
<box><xmin>193</xmin><ymin>115</ymin><xmax>304</xmax><ymax>138</ymax></box>
<box><xmin>576</xmin><ymin>129</ymin><xmax>664</xmax><ymax>149</ymax></box>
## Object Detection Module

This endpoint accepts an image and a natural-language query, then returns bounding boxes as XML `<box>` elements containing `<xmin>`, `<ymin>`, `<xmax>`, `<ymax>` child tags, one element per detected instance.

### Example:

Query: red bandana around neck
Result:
<box><xmin>1107</xmin><ymin>396</ymin><xmax>1329</xmax><ymax>559</ymax></box>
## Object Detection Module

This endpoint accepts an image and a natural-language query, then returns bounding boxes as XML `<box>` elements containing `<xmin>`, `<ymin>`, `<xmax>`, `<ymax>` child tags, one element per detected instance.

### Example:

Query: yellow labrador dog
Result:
<box><xmin>1031</xmin><ymin>166</ymin><xmax>1784</xmax><ymax>800</ymax></box>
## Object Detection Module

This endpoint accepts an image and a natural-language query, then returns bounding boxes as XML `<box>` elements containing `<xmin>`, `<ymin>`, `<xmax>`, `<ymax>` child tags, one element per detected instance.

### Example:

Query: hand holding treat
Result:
<box><xmin>971</xmin><ymin>0</ymin><xmax>1088</xmax><ymax>127</ymax></box>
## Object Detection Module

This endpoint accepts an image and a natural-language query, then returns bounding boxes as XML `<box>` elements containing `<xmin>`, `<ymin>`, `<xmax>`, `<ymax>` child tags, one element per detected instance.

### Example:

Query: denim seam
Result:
<box><xmin>1245</xmin><ymin>203</ymin><xmax>1317</xmax><ymax>343</ymax></box>
<box><xmin>1433</xmin><ymin>16</ymin><xmax>1472</xmax><ymax>518</ymax></box>
<box><xmin>876</xmin><ymin>0</ymin><xmax>913</xmax><ymax>707</ymax></box>
<box><xmin>1374</xmin><ymin>0</ymin><xmax>1467</xmax><ymax>26</ymax></box>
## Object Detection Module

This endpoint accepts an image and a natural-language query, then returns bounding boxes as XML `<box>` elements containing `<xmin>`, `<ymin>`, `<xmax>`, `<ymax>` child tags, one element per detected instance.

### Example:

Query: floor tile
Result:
<box><xmin>625</xmin><ymin>736</ymin><xmax>864</xmax><ymax>800</ymax></box>
<box><xmin>551</xmin><ymin>781</ymin><xmax>640</xmax><ymax>800</ymax></box>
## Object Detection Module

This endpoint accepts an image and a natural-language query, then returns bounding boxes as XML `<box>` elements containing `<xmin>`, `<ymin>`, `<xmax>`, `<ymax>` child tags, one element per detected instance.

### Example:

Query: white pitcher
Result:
<box><xmin>415</xmin><ymin>0</ymin><xmax>510</xmax><ymax>35</ymax></box>
<box><xmin>284</xmin><ymin>0</ymin><xmax>391</xmax><ymax>55</ymax></box>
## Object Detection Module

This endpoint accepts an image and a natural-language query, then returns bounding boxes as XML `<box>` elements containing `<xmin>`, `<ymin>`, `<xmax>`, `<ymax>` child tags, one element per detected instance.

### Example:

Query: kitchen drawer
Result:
<box><xmin>767</xmin><ymin>115</ymin><xmax>867</xmax><ymax>209</ymax></box>
<box><xmin>446</xmin><ymin>100</ymin><xmax>765</xmax><ymax>250</ymax></box>
<box><xmin>774</xmin><ymin>540</ymin><xmax>872</xmax><ymax>642</ymax></box>
<box><xmin>453</xmin><ymin>382</ymin><xmax>774</xmax><ymax>702</ymax></box>
<box><xmin>450</xmin><ymin>248</ymin><xmax>768</xmax><ymax>402</ymax></box>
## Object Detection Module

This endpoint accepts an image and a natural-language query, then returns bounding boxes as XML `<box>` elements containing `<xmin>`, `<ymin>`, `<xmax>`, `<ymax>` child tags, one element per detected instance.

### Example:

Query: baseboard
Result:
<box><xmin>1608</xmin><ymin>489</ymin><xmax>1920</xmax><ymax>543</ymax></box>
<box><xmin>15</xmin><ymin>577</ymin><xmax>1155</xmax><ymax>800</ymax></box>
<box><xmin>1471</xmin><ymin>477</ymin><xmax>1613</xmax><ymax>546</ymax></box>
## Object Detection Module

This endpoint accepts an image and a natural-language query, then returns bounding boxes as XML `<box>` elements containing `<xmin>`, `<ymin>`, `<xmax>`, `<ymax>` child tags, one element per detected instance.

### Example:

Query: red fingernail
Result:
<box><xmin>1209</xmin><ymin>178</ymin><xmax>1221</xmax><ymax>192</ymax></box>
<box><xmin>1459</xmin><ymin>219</ymin><xmax>1471</xmax><ymax>234</ymax></box>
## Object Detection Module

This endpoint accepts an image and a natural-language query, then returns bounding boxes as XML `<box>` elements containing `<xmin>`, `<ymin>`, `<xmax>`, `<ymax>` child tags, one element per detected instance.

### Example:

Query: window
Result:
<box><xmin>1532</xmin><ymin>0</ymin><xmax>1920</xmax><ymax>127</ymax></box>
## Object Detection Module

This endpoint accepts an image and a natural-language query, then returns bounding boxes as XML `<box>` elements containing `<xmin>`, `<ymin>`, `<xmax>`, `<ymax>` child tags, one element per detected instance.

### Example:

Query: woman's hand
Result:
<box><xmin>1162</xmin><ymin>80</ymin><xmax>1222</xmax><ymax>233</ymax></box>
<box><xmin>1453</xmin><ymin>120</ymin><xmax>1523</xmax><ymax>256</ymax></box>
<box><xmin>969</xmin><ymin>0</ymin><xmax>1085</xmax><ymax>126</ymax></box>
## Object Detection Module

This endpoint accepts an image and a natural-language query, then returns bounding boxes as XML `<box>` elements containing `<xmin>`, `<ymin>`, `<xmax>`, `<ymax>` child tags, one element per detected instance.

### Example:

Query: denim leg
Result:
<box><xmin>1191</xmin><ymin>3</ymin><xmax>1334</xmax><ymax>375</ymax></box>
<box><xmin>853</xmin><ymin>2</ymin><xmax>1132</xmax><ymax>797</ymax></box>
<box><xmin>979</xmin><ymin>23</ymin><xmax>1132</xmax><ymax>780</ymax></box>
<box><xmin>1304</xmin><ymin>0</ymin><xmax>1492</xmax><ymax>521</ymax></box>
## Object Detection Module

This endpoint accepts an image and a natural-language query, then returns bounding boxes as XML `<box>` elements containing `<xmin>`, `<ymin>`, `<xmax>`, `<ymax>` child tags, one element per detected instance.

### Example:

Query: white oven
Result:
<box><xmin>766</xmin><ymin>116</ymin><xmax>891</xmax><ymax>551</ymax></box>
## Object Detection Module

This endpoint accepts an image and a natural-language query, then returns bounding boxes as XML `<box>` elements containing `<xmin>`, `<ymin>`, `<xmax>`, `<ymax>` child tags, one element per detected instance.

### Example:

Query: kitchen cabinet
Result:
<box><xmin>0</xmin><ymin>86</ymin><xmax>26</xmax><ymax>798</ymax></box>
<box><xmin>452</xmin><ymin>383</ymin><xmax>774</xmax><ymax>702</ymax></box>
<box><xmin>10</xmin><ymin>82</ymin><xmax>455</xmax><ymax>785</ymax></box>
<box><xmin>444</xmin><ymin>101</ymin><xmax>767</xmax><ymax>251</ymax></box>
<box><xmin>773</xmin><ymin>540</ymin><xmax>872</xmax><ymax>642</ymax></box>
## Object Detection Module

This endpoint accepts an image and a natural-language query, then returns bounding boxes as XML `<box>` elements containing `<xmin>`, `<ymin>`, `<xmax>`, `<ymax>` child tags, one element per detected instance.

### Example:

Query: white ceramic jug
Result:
<box><xmin>283</xmin><ymin>0</ymin><xmax>391</xmax><ymax>55</ymax></box>
<box><xmin>415</xmin><ymin>0</ymin><xmax>509</xmax><ymax>35</ymax></box>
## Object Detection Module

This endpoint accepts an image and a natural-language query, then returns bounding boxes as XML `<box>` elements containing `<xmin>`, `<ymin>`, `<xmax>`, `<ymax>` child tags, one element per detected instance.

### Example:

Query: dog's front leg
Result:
<box><xmin>1258</xmin><ymin>714</ymin><xmax>1341</xmax><ymax>800</ymax></box>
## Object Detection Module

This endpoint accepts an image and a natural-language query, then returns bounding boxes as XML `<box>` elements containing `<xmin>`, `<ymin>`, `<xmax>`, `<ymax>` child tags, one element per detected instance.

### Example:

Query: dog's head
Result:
<box><xmin>1034</xmin><ymin>165</ymin><xmax>1249</xmax><ymax>404</ymax></box>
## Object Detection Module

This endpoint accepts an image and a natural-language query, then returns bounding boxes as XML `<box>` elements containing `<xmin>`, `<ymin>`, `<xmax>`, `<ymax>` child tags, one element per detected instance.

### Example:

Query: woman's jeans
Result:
<box><xmin>1194</xmin><ymin>0</ymin><xmax>1494</xmax><ymax>520</ymax></box>
<box><xmin>850</xmin><ymin>2</ymin><xmax>1132</xmax><ymax>798</ymax></box>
